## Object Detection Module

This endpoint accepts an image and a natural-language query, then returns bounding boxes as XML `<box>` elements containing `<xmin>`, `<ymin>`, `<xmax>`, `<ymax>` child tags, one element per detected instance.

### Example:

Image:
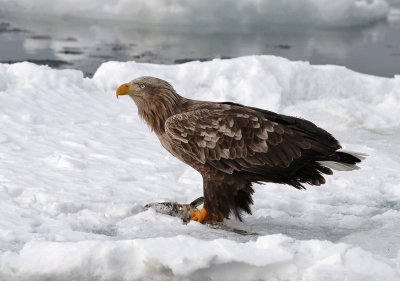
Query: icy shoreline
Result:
<box><xmin>0</xmin><ymin>56</ymin><xmax>399</xmax><ymax>280</ymax></box>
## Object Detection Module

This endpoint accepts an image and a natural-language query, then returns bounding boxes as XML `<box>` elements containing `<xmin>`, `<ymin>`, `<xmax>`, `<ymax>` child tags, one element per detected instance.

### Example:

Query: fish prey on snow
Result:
<box><xmin>116</xmin><ymin>76</ymin><xmax>364</xmax><ymax>223</ymax></box>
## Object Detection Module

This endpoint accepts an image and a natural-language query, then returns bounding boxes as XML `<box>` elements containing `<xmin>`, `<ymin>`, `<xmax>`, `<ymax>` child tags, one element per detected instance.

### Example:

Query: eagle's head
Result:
<box><xmin>116</xmin><ymin>76</ymin><xmax>181</xmax><ymax>133</ymax></box>
<box><xmin>116</xmin><ymin>76</ymin><xmax>176</xmax><ymax>99</ymax></box>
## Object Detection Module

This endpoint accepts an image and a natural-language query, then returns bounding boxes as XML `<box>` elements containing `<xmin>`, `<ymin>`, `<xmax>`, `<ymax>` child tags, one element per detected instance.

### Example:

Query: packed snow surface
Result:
<box><xmin>0</xmin><ymin>56</ymin><xmax>400</xmax><ymax>280</ymax></box>
<box><xmin>0</xmin><ymin>0</ymin><xmax>391</xmax><ymax>27</ymax></box>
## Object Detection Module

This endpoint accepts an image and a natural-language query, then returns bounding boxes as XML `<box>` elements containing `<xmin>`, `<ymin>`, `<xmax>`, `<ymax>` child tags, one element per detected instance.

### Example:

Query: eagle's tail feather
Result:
<box><xmin>318</xmin><ymin>150</ymin><xmax>366</xmax><ymax>171</ymax></box>
<box><xmin>317</xmin><ymin>161</ymin><xmax>360</xmax><ymax>171</ymax></box>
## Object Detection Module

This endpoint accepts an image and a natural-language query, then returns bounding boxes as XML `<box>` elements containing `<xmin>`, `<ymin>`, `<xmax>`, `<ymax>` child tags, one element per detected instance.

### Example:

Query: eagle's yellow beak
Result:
<box><xmin>116</xmin><ymin>83</ymin><xmax>131</xmax><ymax>99</ymax></box>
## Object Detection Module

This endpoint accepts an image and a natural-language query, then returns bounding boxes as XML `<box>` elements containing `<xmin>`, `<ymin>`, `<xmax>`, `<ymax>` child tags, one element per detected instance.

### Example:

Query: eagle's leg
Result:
<box><xmin>214</xmin><ymin>214</ymin><xmax>224</xmax><ymax>222</ymax></box>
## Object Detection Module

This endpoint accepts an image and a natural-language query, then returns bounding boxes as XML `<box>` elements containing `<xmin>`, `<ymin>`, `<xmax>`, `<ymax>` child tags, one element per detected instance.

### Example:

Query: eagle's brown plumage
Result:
<box><xmin>116</xmin><ymin>76</ymin><xmax>363</xmax><ymax>222</ymax></box>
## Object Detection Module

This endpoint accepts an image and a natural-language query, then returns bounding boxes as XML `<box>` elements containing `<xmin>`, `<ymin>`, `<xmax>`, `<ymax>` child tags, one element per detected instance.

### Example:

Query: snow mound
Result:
<box><xmin>0</xmin><ymin>0</ymin><xmax>390</xmax><ymax>27</ymax></box>
<box><xmin>1</xmin><ymin>57</ymin><xmax>400</xmax><ymax>280</ymax></box>
<box><xmin>1</xmin><ymin>235</ymin><xmax>399</xmax><ymax>281</ymax></box>
<box><xmin>93</xmin><ymin>56</ymin><xmax>400</xmax><ymax>130</ymax></box>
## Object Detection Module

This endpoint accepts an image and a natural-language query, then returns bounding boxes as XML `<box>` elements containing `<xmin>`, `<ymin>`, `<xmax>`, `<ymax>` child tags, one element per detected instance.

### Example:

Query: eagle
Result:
<box><xmin>116</xmin><ymin>76</ymin><xmax>364</xmax><ymax>223</ymax></box>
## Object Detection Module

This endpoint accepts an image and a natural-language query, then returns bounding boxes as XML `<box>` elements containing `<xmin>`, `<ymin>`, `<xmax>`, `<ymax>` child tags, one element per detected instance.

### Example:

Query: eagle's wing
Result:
<box><xmin>165</xmin><ymin>106</ymin><xmax>314</xmax><ymax>175</ymax></box>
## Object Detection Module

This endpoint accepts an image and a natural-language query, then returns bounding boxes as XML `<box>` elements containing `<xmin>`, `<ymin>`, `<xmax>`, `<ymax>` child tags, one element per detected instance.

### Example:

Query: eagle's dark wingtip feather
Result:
<box><xmin>336</xmin><ymin>151</ymin><xmax>364</xmax><ymax>164</ymax></box>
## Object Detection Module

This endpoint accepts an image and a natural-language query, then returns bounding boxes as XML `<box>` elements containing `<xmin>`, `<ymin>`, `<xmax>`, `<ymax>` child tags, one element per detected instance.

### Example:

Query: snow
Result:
<box><xmin>0</xmin><ymin>56</ymin><xmax>400</xmax><ymax>280</ymax></box>
<box><xmin>0</xmin><ymin>0</ymin><xmax>390</xmax><ymax>27</ymax></box>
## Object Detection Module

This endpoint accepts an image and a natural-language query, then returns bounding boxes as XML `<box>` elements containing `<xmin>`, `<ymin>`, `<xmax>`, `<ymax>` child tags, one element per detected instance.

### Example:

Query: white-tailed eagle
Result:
<box><xmin>116</xmin><ymin>76</ymin><xmax>364</xmax><ymax>223</ymax></box>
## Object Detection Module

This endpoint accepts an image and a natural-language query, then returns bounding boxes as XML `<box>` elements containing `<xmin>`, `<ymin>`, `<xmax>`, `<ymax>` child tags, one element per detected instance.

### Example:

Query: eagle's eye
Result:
<box><xmin>139</xmin><ymin>84</ymin><xmax>146</xmax><ymax>89</ymax></box>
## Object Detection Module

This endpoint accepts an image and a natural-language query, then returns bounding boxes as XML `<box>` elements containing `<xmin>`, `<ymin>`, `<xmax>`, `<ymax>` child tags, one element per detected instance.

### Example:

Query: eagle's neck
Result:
<box><xmin>134</xmin><ymin>89</ymin><xmax>182</xmax><ymax>135</ymax></box>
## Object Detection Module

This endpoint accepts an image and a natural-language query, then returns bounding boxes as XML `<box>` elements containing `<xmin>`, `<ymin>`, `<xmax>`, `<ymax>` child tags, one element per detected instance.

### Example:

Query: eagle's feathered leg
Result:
<box><xmin>196</xmin><ymin>176</ymin><xmax>254</xmax><ymax>222</ymax></box>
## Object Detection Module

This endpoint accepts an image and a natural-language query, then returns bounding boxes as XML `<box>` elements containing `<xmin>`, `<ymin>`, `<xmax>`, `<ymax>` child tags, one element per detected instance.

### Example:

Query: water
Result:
<box><xmin>1</xmin><ymin>12</ymin><xmax>399</xmax><ymax>77</ymax></box>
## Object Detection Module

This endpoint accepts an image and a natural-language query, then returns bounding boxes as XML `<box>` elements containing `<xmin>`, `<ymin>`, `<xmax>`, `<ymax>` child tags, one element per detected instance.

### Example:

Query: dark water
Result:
<box><xmin>1</xmin><ymin>13</ymin><xmax>400</xmax><ymax>77</ymax></box>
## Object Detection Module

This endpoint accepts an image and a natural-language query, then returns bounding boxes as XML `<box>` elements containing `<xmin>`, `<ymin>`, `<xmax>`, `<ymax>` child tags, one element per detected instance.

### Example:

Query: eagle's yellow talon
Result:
<box><xmin>190</xmin><ymin>207</ymin><xmax>209</xmax><ymax>223</ymax></box>
<box><xmin>190</xmin><ymin>208</ymin><xmax>224</xmax><ymax>223</ymax></box>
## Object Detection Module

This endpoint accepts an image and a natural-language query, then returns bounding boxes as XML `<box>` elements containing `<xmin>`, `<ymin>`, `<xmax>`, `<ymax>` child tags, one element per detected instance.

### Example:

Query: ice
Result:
<box><xmin>0</xmin><ymin>0</ymin><xmax>390</xmax><ymax>27</ymax></box>
<box><xmin>0</xmin><ymin>56</ymin><xmax>400</xmax><ymax>280</ymax></box>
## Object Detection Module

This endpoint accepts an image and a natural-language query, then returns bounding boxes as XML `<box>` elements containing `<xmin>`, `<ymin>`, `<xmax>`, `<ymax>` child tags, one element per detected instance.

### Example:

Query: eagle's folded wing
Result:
<box><xmin>165</xmin><ymin>107</ymin><xmax>311</xmax><ymax>175</ymax></box>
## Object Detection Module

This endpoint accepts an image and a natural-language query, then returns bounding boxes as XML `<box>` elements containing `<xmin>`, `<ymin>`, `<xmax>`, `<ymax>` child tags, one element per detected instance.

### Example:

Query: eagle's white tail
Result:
<box><xmin>318</xmin><ymin>150</ymin><xmax>367</xmax><ymax>171</ymax></box>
